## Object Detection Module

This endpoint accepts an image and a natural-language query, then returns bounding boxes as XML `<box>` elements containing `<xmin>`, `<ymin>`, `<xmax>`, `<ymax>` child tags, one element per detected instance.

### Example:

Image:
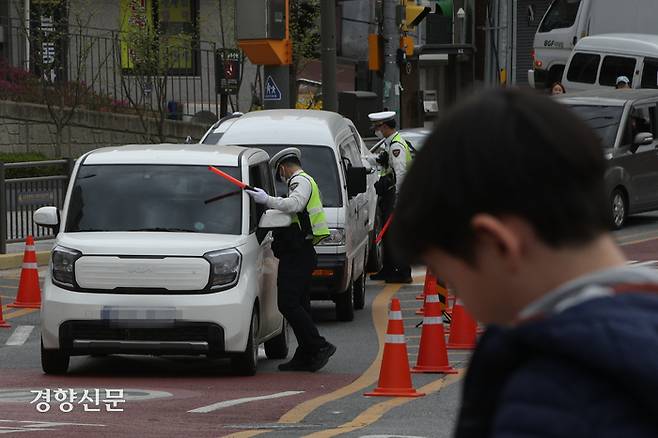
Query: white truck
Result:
<box><xmin>529</xmin><ymin>0</ymin><xmax>658</xmax><ymax>89</ymax></box>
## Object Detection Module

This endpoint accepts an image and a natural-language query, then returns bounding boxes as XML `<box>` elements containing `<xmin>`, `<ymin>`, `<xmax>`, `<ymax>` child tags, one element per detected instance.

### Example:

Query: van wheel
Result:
<box><xmin>353</xmin><ymin>255</ymin><xmax>367</xmax><ymax>311</ymax></box>
<box><xmin>265</xmin><ymin>318</ymin><xmax>289</xmax><ymax>359</ymax></box>
<box><xmin>610</xmin><ymin>189</ymin><xmax>627</xmax><ymax>230</ymax></box>
<box><xmin>336</xmin><ymin>282</ymin><xmax>355</xmax><ymax>322</ymax></box>
<box><xmin>231</xmin><ymin>310</ymin><xmax>259</xmax><ymax>376</ymax></box>
<box><xmin>41</xmin><ymin>339</ymin><xmax>69</xmax><ymax>375</ymax></box>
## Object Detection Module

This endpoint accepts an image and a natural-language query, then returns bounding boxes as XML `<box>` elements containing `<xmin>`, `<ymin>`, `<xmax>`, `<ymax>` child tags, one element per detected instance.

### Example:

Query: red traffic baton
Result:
<box><xmin>208</xmin><ymin>165</ymin><xmax>254</xmax><ymax>191</ymax></box>
<box><xmin>376</xmin><ymin>214</ymin><xmax>394</xmax><ymax>244</ymax></box>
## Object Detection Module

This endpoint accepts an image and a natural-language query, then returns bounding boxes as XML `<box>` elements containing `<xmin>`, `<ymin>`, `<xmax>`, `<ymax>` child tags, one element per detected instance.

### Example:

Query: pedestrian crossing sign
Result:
<box><xmin>264</xmin><ymin>75</ymin><xmax>282</xmax><ymax>101</ymax></box>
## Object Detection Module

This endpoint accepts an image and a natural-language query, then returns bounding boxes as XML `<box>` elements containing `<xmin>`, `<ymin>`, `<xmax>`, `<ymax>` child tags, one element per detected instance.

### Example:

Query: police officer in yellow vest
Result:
<box><xmin>246</xmin><ymin>148</ymin><xmax>336</xmax><ymax>372</ymax></box>
<box><xmin>369</xmin><ymin>111</ymin><xmax>413</xmax><ymax>284</ymax></box>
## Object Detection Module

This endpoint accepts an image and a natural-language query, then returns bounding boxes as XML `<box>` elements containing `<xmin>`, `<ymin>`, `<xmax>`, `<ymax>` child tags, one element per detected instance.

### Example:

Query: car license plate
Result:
<box><xmin>101</xmin><ymin>306</ymin><xmax>178</xmax><ymax>321</ymax></box>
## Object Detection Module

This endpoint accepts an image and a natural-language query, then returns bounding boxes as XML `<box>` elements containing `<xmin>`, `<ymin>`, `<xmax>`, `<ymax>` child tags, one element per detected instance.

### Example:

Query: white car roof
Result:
<box><xmin>217</xmin><ymin>110</ymin><xmax>347</xmax><ymax>146</ymax></box>
<box><xmin>82</xmin><ymin>143</ymin><xmax>261</xmax><ymax>166</ymax></box>
<box><xmin>575</xmin><ymin>34</ymin><xmax>658</xmax><ymax>57</ymax></box>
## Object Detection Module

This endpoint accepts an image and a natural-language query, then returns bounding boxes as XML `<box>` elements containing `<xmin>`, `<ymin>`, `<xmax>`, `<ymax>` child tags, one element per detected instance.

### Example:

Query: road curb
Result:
<box><xmin>0</xmin><ymin>252</ymin><xmax>50</xmax><ymax>270</ymax></box>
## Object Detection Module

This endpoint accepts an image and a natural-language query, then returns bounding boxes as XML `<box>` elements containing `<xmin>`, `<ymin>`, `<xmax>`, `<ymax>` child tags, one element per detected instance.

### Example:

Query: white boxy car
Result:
<box><xmin>34</xmin><ymin>144</ymin><xmax>290</xmax><ymax>376</ymax></box>
<box><xmin>201</xmin><ymin>110</ymin><xmax>377</xmax><ymax>322</ymax></box>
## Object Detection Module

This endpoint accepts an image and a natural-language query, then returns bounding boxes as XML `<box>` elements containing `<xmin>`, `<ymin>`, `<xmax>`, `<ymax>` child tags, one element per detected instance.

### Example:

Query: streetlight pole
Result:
<box><xmin>320</xmin><ymin>0</ymin><xmax>338</xmax><ymax>112</ymax></box>
<box><xmin>382</xmin><ymin>0</ymin><xmax>399</xmax><ymax>122</ymax></box>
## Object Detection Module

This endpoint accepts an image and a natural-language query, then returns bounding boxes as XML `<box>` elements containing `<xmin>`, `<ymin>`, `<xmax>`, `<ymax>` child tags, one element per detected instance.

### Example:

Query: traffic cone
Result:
<box><xmin>446</xmin><ymin>298</ymin><xmax>477</xmax><ymax>350</ymax></box>
<box><xmin>0</xmin><ymin>297</ymin><xmax>10</xmax><ymax>328</ymax></box>
<box><xmin>412</xmin><ymin>287</ymin><xmax>457</xmax><ymax>374</ymax></box>
<box><xmin>8</xmin><ymin>236</ymin><xmax>41</xmax><ymax>309</ymax></box>
<box><xmin>365</xmin><ymin>298</ymin><xmax>424</xmax><ymax>397</ymax></box>
<box><xmin>416</xmin><ymin>270</ymin><xmax>435</xmax><ymax>300</ymax></box>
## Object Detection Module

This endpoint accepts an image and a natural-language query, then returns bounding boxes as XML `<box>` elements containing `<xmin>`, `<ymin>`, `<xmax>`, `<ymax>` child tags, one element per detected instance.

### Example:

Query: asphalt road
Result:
<box><xmin>1</xmin><ymin>214</ymin><xmax>658</xmax><ymax>437</ymax></box>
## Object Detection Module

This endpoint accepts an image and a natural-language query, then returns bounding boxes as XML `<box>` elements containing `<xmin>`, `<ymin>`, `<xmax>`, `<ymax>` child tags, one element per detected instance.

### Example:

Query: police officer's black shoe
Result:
<box><xmin>308</xmin><ymin>342</ymin><xmax>337</xmax><ymax>372</ymax></box>
<box><xmin>278</xmin><ymin>358</ymin><xmax>312</xmax><ymax>372</ymax></box>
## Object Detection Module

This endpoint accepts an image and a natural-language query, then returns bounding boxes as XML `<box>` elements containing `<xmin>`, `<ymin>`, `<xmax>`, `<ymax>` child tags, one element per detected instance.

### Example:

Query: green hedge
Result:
<box><xmin>0</xmin><ymin>153</ymin><xmax>70</xmax><ymax>179</ymax></box>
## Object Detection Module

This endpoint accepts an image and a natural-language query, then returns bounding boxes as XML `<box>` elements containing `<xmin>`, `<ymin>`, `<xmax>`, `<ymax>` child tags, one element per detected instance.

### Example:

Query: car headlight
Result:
<box><xmin>317</xmin><ymin>228</ymin><xmax>346</xmax><ymax>246</ymax></box>
<box><xmin>51</xmin><ymin>246</ymin><xmax>82</xmax><ymax>288</ymax></box>
<box><xmin>204</xmin><ymin>249</ymin><xmax>242</xmax><ymax>291</ymax></box>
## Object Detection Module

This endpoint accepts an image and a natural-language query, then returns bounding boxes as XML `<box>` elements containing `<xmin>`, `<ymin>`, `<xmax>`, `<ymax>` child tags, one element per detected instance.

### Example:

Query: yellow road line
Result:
<box><xmin>301</xmin><ymin>370</ymin><xmax>466</xmax><ymax>438</ymax></box>
<box><xmin>222</xmin><ymin>284</ymin><xmax>402</xmax><ymax>438</ymax></box>
<box><xmin>279</xmin><ymin>284</ymin><xmax>402</xmax><ymax>424</ymax></box>
<box><xmin>620</xmin><ymin>235</ymin><xmax>658</xmax><ymax>246</ymax></box>
<box><xmin>3</xmin><ymin>308</ymin><xmax>38</xmax><ymax>320</ymax></box>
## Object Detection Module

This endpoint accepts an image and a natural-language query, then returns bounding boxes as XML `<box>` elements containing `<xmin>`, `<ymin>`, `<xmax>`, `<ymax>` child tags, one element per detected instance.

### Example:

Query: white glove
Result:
<box><xmin>245</xmin><ymin>187</ymin><xmax>270</xmax><ymax>205</ymax></box>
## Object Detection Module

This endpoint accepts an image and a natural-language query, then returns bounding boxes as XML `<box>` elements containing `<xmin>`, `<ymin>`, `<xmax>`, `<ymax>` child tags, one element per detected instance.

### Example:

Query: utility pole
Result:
<box><xmin>320</xmin><ymin>0</ymin><xmax>338</xmax><ymax>112</ymax></box>
<box><xmin>382</xmin><ymin>0</ymin><xmax>399</xmax><ymax>122</ymax></box>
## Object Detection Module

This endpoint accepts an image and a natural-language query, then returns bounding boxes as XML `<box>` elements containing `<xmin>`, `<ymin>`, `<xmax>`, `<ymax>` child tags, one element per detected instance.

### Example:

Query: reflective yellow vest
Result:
<box><xmin>391</xmin><ymin>132</ymin><xmax>413</xmax><ymax>169</ymax></box>
<box><xmin>291</xmin><ymin>172</ymin><xmax>330</xmax><ymax>245</ymax></box>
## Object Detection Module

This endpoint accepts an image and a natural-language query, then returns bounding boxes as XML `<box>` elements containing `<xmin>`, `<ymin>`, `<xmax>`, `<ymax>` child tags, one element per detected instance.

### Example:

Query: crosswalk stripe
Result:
<box><xmin>5</xmin><ymin>326</ymin><xmax>34</xmax><ymax>346</ymax></box>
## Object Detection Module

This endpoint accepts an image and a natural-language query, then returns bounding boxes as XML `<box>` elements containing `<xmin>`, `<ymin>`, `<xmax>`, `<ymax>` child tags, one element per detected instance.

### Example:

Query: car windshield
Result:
<box><xmin>66</xmin><ymin>164</ymin><xmax>242</xmax><ymax>234</ymax></box>
<box><xmin>538</xmin><ymin>0</ymin><xmax>581</xmax><ymax>33</ymax></box>
<box><xmin>566</xmin><ymin>104</ymin><xmax>623</xmax><ymax>148</ymax></box>
<box><xmin>247</xmin><ymin>145</ymin><xmax>342</xmax><ymax>207</ymax></box>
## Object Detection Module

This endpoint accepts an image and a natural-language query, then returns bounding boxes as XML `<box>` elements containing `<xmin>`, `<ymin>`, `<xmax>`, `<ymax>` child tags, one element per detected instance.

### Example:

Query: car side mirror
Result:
<box><xmin>346</xmin><ymin>166</ymin><xmax>368</xmax><ymax>198</ymax></box>
<box><xmin>34</xmin><ymin>206</ymin><xmax>59</xmax><ymax>229</ymax></box>
<box><xmin>634</xmin><ymin>132</ymin><xmax>654</xmax><ymax>146</ymax></box>
<box><xmin>258</xmin><ymin>209</ymin><xmax>292</xmax><ymax>229</ymax></box>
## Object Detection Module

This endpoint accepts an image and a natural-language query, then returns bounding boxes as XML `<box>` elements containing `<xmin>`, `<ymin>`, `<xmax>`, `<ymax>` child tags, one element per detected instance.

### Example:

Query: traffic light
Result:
<box><xmin>401</xmin><ymin>1</ymin><xmax>431</xmax><ymax>31</ymax></box>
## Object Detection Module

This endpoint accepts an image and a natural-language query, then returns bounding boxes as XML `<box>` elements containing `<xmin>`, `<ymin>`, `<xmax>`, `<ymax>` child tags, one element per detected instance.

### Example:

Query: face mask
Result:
<box><xmin>375</xmin><ymin>130</ymin><xmax>384</xmax><ymax>139</ymax></box>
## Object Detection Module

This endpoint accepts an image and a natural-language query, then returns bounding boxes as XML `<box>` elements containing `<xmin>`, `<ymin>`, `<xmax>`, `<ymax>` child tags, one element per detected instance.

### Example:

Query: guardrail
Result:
<box><xmin>0</xmin><ymin>159</ymin><xmax>74</xmax><ymax>253</ymax></box>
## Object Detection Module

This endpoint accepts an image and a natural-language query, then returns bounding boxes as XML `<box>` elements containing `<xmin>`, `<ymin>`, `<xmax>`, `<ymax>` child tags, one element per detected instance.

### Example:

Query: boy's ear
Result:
<box><xmin>471</xmin><ymin>214</ymin><xmax>523</xmax><ymax>270</ymax></box>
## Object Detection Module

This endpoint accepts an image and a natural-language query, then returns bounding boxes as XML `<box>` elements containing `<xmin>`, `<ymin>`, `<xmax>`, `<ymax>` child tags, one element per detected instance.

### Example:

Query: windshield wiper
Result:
<box><xmin>130</xmin><ymin>228</ymin><xmax>197</xmax><ymax>233</ymax></box>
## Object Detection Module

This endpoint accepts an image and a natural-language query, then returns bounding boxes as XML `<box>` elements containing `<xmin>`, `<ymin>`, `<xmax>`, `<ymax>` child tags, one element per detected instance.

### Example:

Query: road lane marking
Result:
<box><xmin>278</xmin><ymin>284</ymin><xmax>402</xmax><ymax>424</ymax></box>
<box><xmin>3</xmin><ymin>309</ymin><xmax>38</xmax><ymax>320</ymax></box>
<box><xmin>189</xmin><ymin>391</ymin><xmax>305</xmax><ymax>413</ymax></box>
<box><xmin>222</xmin><ymin>284</ymin><xmax>403</xmax><ymax>438</ymax></box>
<box><xmin>301</xmin><ymin>370</ymin><xmax>466</xmax><ymax>438</ymax></box>
<box><xmin>5</xmin><ymin>326</ymin><xmax>34</xmax><ymax>346</ymax></box>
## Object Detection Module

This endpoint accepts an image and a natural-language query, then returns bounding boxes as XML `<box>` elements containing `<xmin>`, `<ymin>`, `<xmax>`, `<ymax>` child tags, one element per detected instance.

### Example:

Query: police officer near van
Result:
<box><xmin>246</xmin><ymin>148</ymin><xmax>336</xmax><ymax>372</ymax></box>
<box><xmin>368</xmin><ymin>111</ymin><xmax>414</xmax><ymax>284</ymax></box>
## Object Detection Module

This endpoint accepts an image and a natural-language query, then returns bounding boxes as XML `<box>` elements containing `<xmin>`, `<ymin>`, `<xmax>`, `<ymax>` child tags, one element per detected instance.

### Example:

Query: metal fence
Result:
<box><xmin>0</xmin><ymin>159</ymin><xmax>73</xmax><ymax>253</ymax></box>
<box><xmin>0</xmin><ymin>17</ymin><xmax>223</xmax><ymax>120</ymax></box>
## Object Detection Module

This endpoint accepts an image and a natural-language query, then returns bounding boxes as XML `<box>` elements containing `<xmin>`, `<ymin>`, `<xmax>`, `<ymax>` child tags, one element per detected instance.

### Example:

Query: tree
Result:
<box><xmin>289</xmin><ymin>0</ymin><xmax>321</xmax><ymax>106</ymax></box>
<box><xmin>117</xmin><ymin>0</ymin><xmax>193</xmax><ymax>143</ymax></box>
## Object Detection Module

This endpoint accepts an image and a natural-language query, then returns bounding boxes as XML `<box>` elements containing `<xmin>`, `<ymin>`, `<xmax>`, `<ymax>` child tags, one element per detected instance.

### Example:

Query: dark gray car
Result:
<box><xmin>557</xmin><ymin>89</ymin><xmax>658</xmax><ymax>229</ymax></box>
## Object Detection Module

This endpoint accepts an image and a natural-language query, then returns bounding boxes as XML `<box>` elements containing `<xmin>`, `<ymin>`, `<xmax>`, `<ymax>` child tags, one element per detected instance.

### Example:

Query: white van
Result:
<box><xmin>201</xmin><ymin>110</ymin><xmax>377</xmax><ymax>322</ymax></box>
<box><xmin>562</xmin><ymin>34</ymin><xmax>658</xmax><ymax>93</ymax></box>
<box><xmin>529</xmin><ymin>0</ymin><xmax>658</xmax><ymax>89</ymax></box>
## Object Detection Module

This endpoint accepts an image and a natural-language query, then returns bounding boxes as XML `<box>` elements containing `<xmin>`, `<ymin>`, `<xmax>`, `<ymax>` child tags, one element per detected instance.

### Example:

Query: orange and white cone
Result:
<box><xmin>416</xmin><ymin>270</ymin><xmax>434</xmax><ymax>301</ymax></box>
<box><xmin>365</xmin><ymin>298</ymin><xmax>424</xmax><ymax>397</ymax></box>
<box><xmin>0</xmin><ymin>297</ymin><xmax>10</xmax><ymax>328</ymax></box>
<box><xmin>8</xmin><ymin>236</ymin><xmax>41</xmax><ymax>309</ymax></box>
<box><xmin>412</xmin><ymin>287</ymin><xmax>457</xmax><ymax>374</ymax></box>
<box><xmin>446</xmin><ymin>298</ymin><xmax>477</xmax><ymax>350</ymax></box>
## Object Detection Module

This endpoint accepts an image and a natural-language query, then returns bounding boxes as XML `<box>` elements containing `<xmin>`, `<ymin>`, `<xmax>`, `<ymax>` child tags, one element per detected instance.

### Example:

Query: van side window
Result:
<box><xmin>567</xmin><ymin>53</ymin><xmax>600</xmax><ymax>84</ymax></box>
<box><xmin>641</xmin><ymin>59</ymin><xmax>658</xmax><ymax>89</ymax></box>
<box><xmin>339</xmin><ymin>137</ymin><xmax>361</xmax><ymax>174</ymax></box>
<box><xmin>599</xmin><ymin>56</ymin><xmax>636</xmax><ymax>87</ymax></box>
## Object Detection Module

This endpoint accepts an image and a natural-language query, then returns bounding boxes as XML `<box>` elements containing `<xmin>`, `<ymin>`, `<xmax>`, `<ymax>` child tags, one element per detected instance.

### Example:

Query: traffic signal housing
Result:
<box><xmin>401</xmin><ymin>1</ymin><xmax>431</xmax><ymax>31</ymax></box>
